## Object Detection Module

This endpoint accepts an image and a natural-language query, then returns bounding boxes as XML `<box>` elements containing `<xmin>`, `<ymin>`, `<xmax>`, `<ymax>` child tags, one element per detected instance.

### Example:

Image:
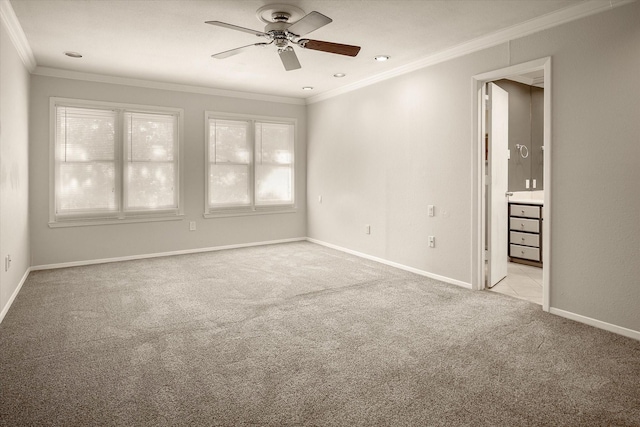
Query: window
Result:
<box><xmin>51</xmin><ymin>98</ymin><xmax>183</xmax><ymax>226</ymax></box>
<box><xmin>206</xmin><ymin>113</ymin><xmax>295</xmax><ymax>216</ymax></box>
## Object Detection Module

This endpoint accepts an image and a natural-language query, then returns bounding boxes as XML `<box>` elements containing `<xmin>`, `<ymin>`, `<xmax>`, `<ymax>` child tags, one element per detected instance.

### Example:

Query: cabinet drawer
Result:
<box><xmin>510</xmin><ymin>204</ymin><xmax>541</xmax><ymax>219</ymax></box>
<box><xmin>510</xmin><ymin>217</ymin><xmax>539</xmax><ymax>233</ymax></box>
<box><xmin>510</xmin><ymin>231</ymin><xmax>540</xmax><ymax>248</ymax></box>
<box><xmin>510</xmin><ymin>244</ymin><xmax>540</xmax><ymax>261</ymax></box>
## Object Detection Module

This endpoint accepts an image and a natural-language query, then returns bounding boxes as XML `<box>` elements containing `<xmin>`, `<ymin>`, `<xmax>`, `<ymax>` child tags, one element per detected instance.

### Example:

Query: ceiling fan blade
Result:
<box><xmin>205</xmin><ymin>21</ymin><xmax>268</xmax><ymax>38</ymax></box>
<box><xmin>278</xmin><ymin>47</ymin><xmax>301</xmax><ymax>71</ymax></box>
<box><xmin>212</xmin><ymin>42</ymin><xmax>271</xmax><ymax>59</ymax></box>
<box><xmin>299</xmin><ymin>39</ymin><xmax>361</xmax><ymax>57</ymax></box>
<box><xmin>287</xmin><ymin>11</ymin><xmax>332</xmax><ymax>37</ymax></box>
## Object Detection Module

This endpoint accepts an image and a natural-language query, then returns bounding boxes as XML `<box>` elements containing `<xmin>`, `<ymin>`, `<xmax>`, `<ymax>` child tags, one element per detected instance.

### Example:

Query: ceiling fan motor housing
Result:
<box><xmin>265</xmin><ymin>13</ymin><xmax>297</xmax><ymax>48</ymax></box>
<box><xmin>265</xmin><ymin>20</ymin><xmax>293</xmax><ymax>33</ymax></box>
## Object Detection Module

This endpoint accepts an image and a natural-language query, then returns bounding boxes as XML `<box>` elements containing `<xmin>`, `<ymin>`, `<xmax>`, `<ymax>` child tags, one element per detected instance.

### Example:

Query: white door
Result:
<box><xmin>487</xmin><ymin>82</ymin><xmax>509</xmax><ymax>288</ymax></box>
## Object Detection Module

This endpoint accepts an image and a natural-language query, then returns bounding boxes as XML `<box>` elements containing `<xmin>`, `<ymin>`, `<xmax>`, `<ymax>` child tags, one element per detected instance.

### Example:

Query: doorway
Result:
<box><xmin>471</xmin><ymin>57</ymin><xmax>551</xmax><ymax>312</ymax></box>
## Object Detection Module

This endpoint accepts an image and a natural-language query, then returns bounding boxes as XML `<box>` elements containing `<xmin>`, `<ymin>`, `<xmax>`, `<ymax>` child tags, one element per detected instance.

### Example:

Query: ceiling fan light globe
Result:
<box><xmin>275</xmin><ymin>38</ymin><xmax>288</xmax><ymax>48</ymax></box>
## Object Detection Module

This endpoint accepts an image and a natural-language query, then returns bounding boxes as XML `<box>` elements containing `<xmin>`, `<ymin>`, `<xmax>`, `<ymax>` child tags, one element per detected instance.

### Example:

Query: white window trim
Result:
<box><xmin>49</xmin><ymin>97</ymin><xmax>185</xmax><ymax>227</ymax></box>
<box><xmin>204</xmin><ymin>111</ymin><xmax>297</xmax><ymax>218</ymax></box>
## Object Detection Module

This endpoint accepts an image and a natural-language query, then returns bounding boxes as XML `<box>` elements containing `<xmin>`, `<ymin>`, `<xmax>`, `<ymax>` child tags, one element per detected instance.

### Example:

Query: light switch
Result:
<box><xmin>525</xmin><ymin>179</ymin><xmax>530</xmax><ymax>189</ymax></box>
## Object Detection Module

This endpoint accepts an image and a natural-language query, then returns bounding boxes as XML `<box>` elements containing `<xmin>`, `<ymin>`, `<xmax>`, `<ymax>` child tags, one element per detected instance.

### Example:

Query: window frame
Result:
<box><xmin>204</xmin><ymin>111</ymin><xmax>296</xmax><ymax>218</ymax></box>
<box><xmin>49</xmin><ymin>97</ymin><xmax>184</xmax><ymax>227</ymax></box>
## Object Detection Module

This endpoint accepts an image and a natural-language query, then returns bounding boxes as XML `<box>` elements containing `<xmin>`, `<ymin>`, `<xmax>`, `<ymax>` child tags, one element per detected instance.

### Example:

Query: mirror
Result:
<box><xmin>493</xmin><ymin>74</ymin><xmax>544</xmax><ymax>192</ymax></box>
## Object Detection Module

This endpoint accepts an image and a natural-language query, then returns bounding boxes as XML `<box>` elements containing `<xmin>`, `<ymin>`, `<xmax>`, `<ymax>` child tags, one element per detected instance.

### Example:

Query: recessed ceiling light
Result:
<box><xmin>302</xmin><ymin>86</ymin><xmax>314</xmax><ymax>91</ymax></box>
<box><xmin>374</xmin><ymin>55</ymin><xmax>390</xmax><ymax>62</ymax></box>
<box><xmin>64</xmin><ymin>51</ymin><xmax>83</xmax><ymax>58</ymax></box>
<box><xmin>333</xmin><ymin>73</ymin><xmax>346</xmax><ymax>78</ymax></box>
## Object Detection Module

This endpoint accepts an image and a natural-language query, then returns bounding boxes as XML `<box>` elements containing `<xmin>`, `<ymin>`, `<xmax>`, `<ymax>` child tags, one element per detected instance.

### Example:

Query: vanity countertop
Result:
<box><xmin>508</xmin><ymin>191</ymin><xmax>544</xmax><ymax>205</ymax></box>
<box><xmin>509</xmin><ymin>198</ymin><xmax>543</xmax><ymax>205</ymax></box>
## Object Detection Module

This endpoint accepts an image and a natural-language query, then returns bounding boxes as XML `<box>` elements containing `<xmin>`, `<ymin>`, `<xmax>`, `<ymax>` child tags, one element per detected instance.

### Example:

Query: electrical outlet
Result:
<box><xmin>428</xmin><ymin>236</ymin><xmax>435</xmax><ymax>248</ymax></box>
<box><xmin>5</xmin><ymin>255</ymin><xmax>11</xmax><ymax>271</ymax></box>
<box><xmin>428</xmin><ymin>205</ymin><xmax>435</xmax><ymax>217</ymax></box>
<box><xmin>189</xmin><ymin>221</ymin><xmax>196</xmax><ymax>231</ymax></box>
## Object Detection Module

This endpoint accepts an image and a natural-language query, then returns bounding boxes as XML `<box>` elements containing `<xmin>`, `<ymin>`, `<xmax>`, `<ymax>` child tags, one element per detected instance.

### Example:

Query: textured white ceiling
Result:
<box><xmin>10</xmin><ymin>0</ymin><xmax>581</xmax><ymax>99</ymax></box>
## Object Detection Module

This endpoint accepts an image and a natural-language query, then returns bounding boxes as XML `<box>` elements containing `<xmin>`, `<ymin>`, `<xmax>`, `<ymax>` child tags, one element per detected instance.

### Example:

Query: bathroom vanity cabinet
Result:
<box><xmin>508</xmin><ymin>202</ymin><xmax>543</xmax><ymax>267</ymax></box>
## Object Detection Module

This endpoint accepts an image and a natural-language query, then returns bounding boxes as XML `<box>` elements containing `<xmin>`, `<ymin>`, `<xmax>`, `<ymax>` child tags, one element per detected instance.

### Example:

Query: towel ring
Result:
<box><xmin>515</xmin><ymin>144</ymin><xmax>529</xmax><ymax>159</ymax></box>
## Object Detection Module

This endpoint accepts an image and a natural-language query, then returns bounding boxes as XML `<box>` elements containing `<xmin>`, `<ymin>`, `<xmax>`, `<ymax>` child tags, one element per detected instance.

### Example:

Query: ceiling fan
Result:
<box><xmin>205</xmin><ymin>6</ymin><xmax>361</xmax><ymax>71</ymax></box>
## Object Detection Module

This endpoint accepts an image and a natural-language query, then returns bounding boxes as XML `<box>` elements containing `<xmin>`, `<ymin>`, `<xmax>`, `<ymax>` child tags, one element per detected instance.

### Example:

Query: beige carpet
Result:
<box><xmin>1</xmin><ymin>241</ymin><xmax>639</xmax><ymax>426</ymax></box>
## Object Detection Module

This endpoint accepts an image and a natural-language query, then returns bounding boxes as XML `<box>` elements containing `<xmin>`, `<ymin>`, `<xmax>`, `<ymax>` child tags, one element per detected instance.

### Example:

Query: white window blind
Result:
<box><xmin>208</xmin><ymin>119</ymin><xmax>251</xmax><ymax>207</ymax></box>
<box><xmin>52</xmin><ymin>99</ymin><xmax>182</xmax><ymax>225</ymax></box>
<box><xmin>125</xmin><ymin>112</ymin><xmax>178</xmax><ymax>210</ymax></box>
<box><xmin>255</xmin><ymin>122</ymin><xmax>294</xmax><ymax>206</ymax></box>
<box><xmin>206</xmin><ymin>115</ymin><xmax>295</xmax><ymax>213</ymax></box>
<box><xmin>55</xmin><ymin>106</ymin><xmax>117</xmax><ymax>214</ymax></box>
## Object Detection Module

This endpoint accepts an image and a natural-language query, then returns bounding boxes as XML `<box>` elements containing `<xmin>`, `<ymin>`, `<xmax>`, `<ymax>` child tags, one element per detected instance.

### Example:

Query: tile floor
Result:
<box><xmin>489</xmin><ymin>262</ymin><xmax>543</xmax><ymax>305</ymax></box>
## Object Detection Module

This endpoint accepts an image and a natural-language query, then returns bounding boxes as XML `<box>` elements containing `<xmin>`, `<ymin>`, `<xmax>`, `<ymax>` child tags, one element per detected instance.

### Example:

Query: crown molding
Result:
<box><xmin>306</xmin><ymin>0</ymin><xmax>634</xmax><ymax>104</ymax></box>
<box><xmin>33</xmin><ymin>66</ymin><xmax>306</xmax><ymax>105</ymax></box>
<box><xmin>0</xmin><ymin>0</ymin><xmax>36</xmax><ymax>72</ymax></box>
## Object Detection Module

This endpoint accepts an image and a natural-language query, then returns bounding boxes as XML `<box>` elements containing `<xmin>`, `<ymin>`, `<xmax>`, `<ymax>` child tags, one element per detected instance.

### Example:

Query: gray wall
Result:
<box><xmin>308</xmin><ymin>46</ymin><xmax>503</xmax><ymax>285</ymax></box>
<box><xmin>307</xmin><ymin>2</ymin><xmax>640</xmax><ymax>332</ymax></box>
<box><xmin>0</xmin><ymin>20</ymin><xmax>31</xmax><ymax>318</ymax></box>
<box><xmin>530</xmin><ymin>86</ymin><xmax>544</xmax><ymax>190</ymax></box>
<box><xmin>29</xmin><ymin>76</ymin><xmax>307</xmax><ymax>266</ymax></box>
<box><xmin>494</xmin><ymin>79</ymin><xmax>544</xmax><ymax>192</ymax></box>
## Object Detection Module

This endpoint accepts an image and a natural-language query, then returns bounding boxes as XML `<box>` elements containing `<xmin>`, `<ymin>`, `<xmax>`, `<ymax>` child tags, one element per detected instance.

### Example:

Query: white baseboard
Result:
<box><xmin>549</xmin><ymin>307</ymin><xmax>640</xmax><ymax>341</ymax></box>
<box><xmin>0</xmin><ymin>267</ymin><xmax>31</xmax><ymax>325</ymax></box>
<box><xmin>307</xmin><ymin>237</ymin><xmax>472</xmax><ymax>289</ymax></box>
<box><xmin>30</xmin><ymin>237</ymin><xmax>307</xmax><ymax>271</ymax></box>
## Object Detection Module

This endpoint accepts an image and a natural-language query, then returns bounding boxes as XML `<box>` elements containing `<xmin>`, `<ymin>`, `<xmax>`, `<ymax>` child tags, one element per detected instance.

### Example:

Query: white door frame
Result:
<box><xmin>470</xmin><ymin>57</ymin><xmax>552</xmax><ymax>312</ymax></box>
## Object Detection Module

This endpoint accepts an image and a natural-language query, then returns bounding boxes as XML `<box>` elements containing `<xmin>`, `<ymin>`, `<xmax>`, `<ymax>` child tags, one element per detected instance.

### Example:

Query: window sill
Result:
<box><xmin>49</xmin><ymin>214</ymin><xmax>184</xmax><ymax>228</ymax></box>
<box><xmin>203</xmin><ymin>207</ymin><xmax>297</xmax><ymax>219</ymax></box>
